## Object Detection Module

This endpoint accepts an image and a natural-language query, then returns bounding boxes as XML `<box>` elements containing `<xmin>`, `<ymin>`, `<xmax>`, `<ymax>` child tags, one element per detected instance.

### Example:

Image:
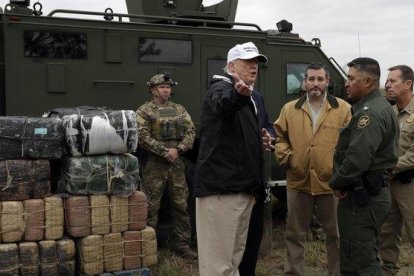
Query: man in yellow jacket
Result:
<box><xmin>275</xmin><ymin>63</ymin><xmax>351</xmax><ymax>275</ymax></box>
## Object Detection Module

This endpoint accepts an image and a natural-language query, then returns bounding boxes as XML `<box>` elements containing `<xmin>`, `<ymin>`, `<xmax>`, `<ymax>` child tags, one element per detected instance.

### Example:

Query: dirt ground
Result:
<box><xmin>151</xmin><ymin>199</ymin><xmax>414</xmax><ymax>276</ymax></box>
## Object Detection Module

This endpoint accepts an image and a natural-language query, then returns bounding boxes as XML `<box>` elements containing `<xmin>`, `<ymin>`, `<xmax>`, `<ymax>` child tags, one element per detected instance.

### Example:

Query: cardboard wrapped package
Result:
<box><xmin>64</xmin><ymin>196</ymin><xmax>91</xmax><ymax>237</ymax></box>
<box><xmin>62</xmin><ymin>110</ymin><xmax>138</xmax><ymax>156</ymax></box>
<box><xmin>0</xmin><ymin>244</ymin><xmax>19</xmax><ymax>275</ymax></box>
<box><xmin>0</xmin><ymin>160</ymin><xmax>51</xmax><ymax>201</ymax></box>
<box><xmin>103</xmin><ymin>233</ymin><xmax>123</xmax><ymax>272</ymax></box>
<box><xmin>19</xmin><ymin>242</ymin><xmax>40</xmax><ymax>276</ymax></box>
<box><xmin>123</xmin><ymin>231</ymin><xmax>142</xmax><ymax>270</ymax></box>
<box><xmin>44</xmin><ymin>196</ymin><xmax>64</xmax><ymax>240</ymax></box>
<box><xmin>78</xmin><ymin>235</ymin><xmax>104</xmax><ymax>275</ymax></box>
<box><xmin>60</xmin><ymin>154</ymin><xmax>139</xmax><ymax>196</ymax></box>
<box><xmin>1</xmin><ymin>201</ymin><xmax>25</xmax><ymax>243</ymax></box>
<box><xmin>0</xmin><ymin>116</ymin><xmax>64</xmax><ymax>159</ymax></box>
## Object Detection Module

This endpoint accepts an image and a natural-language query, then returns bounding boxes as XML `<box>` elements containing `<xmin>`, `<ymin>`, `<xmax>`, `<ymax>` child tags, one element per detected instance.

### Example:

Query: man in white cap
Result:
<box><xmin>194</xmin><ymin>42</ymin><xmax>273</xmax><ymax>276</ymax></box>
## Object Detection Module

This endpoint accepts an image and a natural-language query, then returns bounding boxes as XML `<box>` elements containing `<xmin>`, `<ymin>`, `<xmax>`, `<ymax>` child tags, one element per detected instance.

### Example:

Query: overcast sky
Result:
<box><xmin>1</xmin><ymin>0</ymin><xmax>412</xmax><ymax>85</ymax></box>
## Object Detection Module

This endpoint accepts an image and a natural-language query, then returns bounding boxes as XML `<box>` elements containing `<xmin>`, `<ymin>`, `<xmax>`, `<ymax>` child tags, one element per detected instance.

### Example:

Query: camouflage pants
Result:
<box><xmin>141</xmin><ymin>157</ymin><xmax>191</xmax><ymax>246</ymax></box>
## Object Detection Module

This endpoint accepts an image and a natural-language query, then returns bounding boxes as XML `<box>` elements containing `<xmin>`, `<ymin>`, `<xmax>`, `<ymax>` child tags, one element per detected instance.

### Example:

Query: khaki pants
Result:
<box><xmin>285</xmin><ymin>188</ymin><xmax>340</xmax><ymax>276</ymax></box>
<box><xmin>196</xmin><ymin>193</ymin><xmax>255</xmax><ymax>276</ymax></box>
<box><xmin>379</xmin><ymin>181</ymin><xmax>414</xmax><ymax>275</ymax></box>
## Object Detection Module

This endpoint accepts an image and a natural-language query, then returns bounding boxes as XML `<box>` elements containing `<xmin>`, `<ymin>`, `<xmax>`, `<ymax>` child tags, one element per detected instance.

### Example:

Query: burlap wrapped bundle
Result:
<box><xmin>123</xmin><ymin>231</ymin><xmax>142</xmax><ymax>270</ymax></box>
<box><xmin>103</xmin><ymin>233</ymin><xmax>123</xmax><ymax>272</ymax></box>
<box><xmin>128</xmin><ymin>191</ymin><xmax>148</xmax><ymax>231</ymax></box>
<box><xmin>39</xmin><ymin>240</ymin><xmax>58</xmax><ymax>275</ymax></box>
<box><xmin>110</xmin><ymin>196</ymin><xmax>129</xmax><ymax>233</ymax></box>
<box><xmin>19</xmin><ymin>242</ymin><xmax>40</xmax><ymax>276</ymax></box>
<box><xmin>44</xmin><ymin>196</ymin><xmax>64</xmax><ymax>240</ymax></box>
<box><xmin>64</xmin><ymin>196</ymin><xmax>91</xmax><ymax>237</ymax></box>
<box><xmin>141</xmin><ymin>226</ymin><xmax>158</xmax><ymax>267</ymax></box>
<box><xmin>57</xmin><ymin>238</ymin><xmax>76</xmax><ymax>275</ymax></box>
<box><xmin>23</xmin><ymin>199</ymin><xmax>45</xmax><ymax>241</ymax></box>
<box><xmin>90</xmin><ymin>195</ymin><xmax>110</xmax><ymax>235</ymax></box>
<box><xmin>78</xmin><ymin>235</ymin><xmax>104</xmax><ymax>275</ymax></box>
<box><xmin>1</xmin><ymin>201</ymin><xmax>25</xmax><ymax>242</ymax></box>
<box><xmin>0</xmin><ymin>244</ymin><xmax>19</xmax><ymax>275</ymax></box>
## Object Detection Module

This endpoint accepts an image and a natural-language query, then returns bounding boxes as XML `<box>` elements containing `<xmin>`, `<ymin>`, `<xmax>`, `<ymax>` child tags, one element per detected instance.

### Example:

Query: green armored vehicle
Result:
<box><xmin>0</xmin><ymin>0</ymin><xmax>347</xmax><ymax>188</ymax></box>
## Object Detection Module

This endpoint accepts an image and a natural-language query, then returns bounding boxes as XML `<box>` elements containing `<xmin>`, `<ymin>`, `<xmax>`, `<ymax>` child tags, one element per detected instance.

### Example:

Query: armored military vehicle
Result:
<box><xmin>0</xmin><ymin>0</ymin><xmax>346</xmax><ymax>184</ymax></box>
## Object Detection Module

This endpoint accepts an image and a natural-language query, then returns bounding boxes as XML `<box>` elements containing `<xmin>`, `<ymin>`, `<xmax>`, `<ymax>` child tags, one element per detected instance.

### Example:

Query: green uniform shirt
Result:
<box><xmin>136</xmin><ymin>101</ymin><xmax>196</xmax><ymax>157</ymax></box>
<box><xmin>393</xmin><ymin>97</ymin><xmax>414</xmax><ymax>173</ymax></box>
<box><xmin>329</xmin><ymin>90</ymin><xmax>399</xmax><ymax>190</ymax></box>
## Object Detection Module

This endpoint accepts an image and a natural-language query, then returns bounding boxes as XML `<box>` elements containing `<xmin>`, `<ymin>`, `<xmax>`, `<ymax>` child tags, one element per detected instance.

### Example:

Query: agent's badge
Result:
<box><xmin>358</xmin><ymin>115</ymin><xmax>370</xmax><ymax>128</ymax></box>
<box><xmin>406</xmin><ymin>114</ymin><xmax>414</xmax><ymax>123</ymax></box>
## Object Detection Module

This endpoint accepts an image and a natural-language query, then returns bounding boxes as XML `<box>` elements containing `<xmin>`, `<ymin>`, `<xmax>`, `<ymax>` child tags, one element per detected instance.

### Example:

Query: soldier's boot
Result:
<box><xmin>175</xmin><ymin>244</ymin><xmax>198</xmax><ymax>260</ymax></box>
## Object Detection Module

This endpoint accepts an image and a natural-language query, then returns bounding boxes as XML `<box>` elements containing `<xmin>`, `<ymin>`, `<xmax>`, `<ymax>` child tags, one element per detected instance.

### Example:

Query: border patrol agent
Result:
<box><xmin>329</xmin><ymin>58</ymin><xmax>399</xmax><ymax>275</ymax></box>
<box><xmin>136</xmin><ymin>74</ymin><xmax>197</xmax><ymax>260</ymax></box>
<box><xmin>379</xmin><ymin>65</ymin><xmax>414</xmax><ymax>275</ymax></box>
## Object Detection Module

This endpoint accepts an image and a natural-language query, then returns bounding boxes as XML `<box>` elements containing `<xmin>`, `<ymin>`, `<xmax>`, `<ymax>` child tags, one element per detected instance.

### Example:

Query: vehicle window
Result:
<box><xmin>286</xmin><ymin>63</ymin><xmax>308</xmax><ymax>94</ymax></box>
<box><xmin>24</xmin><ymin>31</ymin><xmax>87</xmax><ymax>59</ymax></box>
<box><xmin>139</xmin><ymin>38</ymin><xmax>192</xmax><ymax>64</ymax></box>
<box><xmin>207</xmin><ymin>59</ymin><xmax>226</xmax><ymax>85</ymax></box>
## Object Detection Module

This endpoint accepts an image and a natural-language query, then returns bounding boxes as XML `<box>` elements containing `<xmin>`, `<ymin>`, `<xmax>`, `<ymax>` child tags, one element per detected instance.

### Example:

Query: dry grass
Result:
<box><xmin>151</xmin><ymin>199</ymin><xmax>414</xmax><ymax>276</ymax></box>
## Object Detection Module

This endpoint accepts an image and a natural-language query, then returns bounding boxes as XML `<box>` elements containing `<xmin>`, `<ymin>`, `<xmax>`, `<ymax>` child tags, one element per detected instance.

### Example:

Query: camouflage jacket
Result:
<box><xmin>136</xmin><ymin>101</ymin><xmax>196</xmax><ymax>157</ymax></box>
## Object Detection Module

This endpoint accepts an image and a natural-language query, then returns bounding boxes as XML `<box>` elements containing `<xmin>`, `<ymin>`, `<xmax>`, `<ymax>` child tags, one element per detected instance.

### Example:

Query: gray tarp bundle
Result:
<box><xmin>0</xmin><ymin>116</ymin><xmax>64</xmax><ymax>159</ymax></box>
<box><xmin>62</xmin><ymin>110</ymin><xmax>138</xmax><ymax>156</ymax></box>
<box><xmin>0</xmin><ymin>159</ymin><xmax>51</xmax><ymax>200</ymax></box>
<box><xmin>59</xmin><ymin>153</ymin><xmax>139</xmax><ymax>196</ymax></box>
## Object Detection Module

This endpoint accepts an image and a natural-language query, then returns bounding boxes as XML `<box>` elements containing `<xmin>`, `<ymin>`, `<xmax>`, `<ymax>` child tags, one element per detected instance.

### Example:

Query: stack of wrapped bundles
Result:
<box><xmin>0</xmin><ymin>196</ymin><xmax>64</xmax><ymax>242</ymax></box>
<box><xmin>0</xmin><ymin>116</ymin><xmax>64</xmax><ymax>160</ymax></box>
<box><xmin>0</xmin><ymin>238</ymin><xmax>76</xmax><ymax>275</ymax></box>
<box><xmin>48</xmin><ymin>106</ymin><xmax>155</xmax><ymax>274</ymax></box>
<box><xmin>78</xmin><ymin>226</ymin><xmax>157</xmax><ymax>275</ymax></box>
<box><xmin>64</xmin><ymin>191</ymin><xmax>148</xmax><ymax>238</ymax></box>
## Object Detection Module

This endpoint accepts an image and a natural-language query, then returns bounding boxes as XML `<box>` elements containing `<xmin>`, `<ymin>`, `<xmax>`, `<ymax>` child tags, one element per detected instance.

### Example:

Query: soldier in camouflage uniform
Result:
<box><xmin>136</xmin><ymin>74</ymin><xmax>197</xmax><ymax>260</ymax></box>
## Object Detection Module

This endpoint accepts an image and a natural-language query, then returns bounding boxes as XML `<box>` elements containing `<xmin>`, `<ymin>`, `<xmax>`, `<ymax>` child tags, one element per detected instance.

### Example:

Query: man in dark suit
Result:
<box><xmin>239</xmin><ymin>89</ymin><xmax>276</xmax><ymax>276</ymax></box>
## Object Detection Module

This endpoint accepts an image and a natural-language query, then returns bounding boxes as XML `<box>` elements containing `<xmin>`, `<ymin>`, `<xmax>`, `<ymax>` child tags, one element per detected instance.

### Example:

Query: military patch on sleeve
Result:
<box><xmin>358</xmin><ymin>115</ymin><xmax>370</xmax><ymax>128</ymax></box>
<box><xmin>406</xmin><ymin>113</ymin><xmax>414</xmax><ymax>123</ymax></box>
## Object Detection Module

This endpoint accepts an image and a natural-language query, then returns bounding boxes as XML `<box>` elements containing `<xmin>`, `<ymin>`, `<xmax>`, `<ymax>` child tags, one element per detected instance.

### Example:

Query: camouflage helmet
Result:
<box><xmin>147</xmin><ymin>74</ymin><xmax>177</xmax><ymax>87</ymax></box>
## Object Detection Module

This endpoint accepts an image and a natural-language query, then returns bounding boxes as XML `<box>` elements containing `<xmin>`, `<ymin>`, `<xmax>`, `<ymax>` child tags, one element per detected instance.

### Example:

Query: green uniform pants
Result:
<box><xmin>379</xmin><ymin>181</ymin><xmax>414</xmax><ymax>275</ymax></box>
<box><xmin>141</xmin><ymin>157</ymin><xmax>191</xmax><ymax>246</ymax></box>
<box><xmin>338</xmin><ymin>187</ymin><xmax>391</xmax><ymax>275</ymax></box>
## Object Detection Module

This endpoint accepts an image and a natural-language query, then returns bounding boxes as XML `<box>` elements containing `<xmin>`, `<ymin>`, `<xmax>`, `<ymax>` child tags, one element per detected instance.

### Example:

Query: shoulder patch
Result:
<box><xmin>363</xmin><ymin>106</ymin><xmax>369</xmax><ymax>111</ymax></box>
<box><xmin>407</xmin><ymin>113</ymin><xmax>414</xmax><ymax>123</ymax></box>
<box><xmin>358</xmin><ymin>115</ymin><xmax>370</xmax><ymax>128</ymax></box>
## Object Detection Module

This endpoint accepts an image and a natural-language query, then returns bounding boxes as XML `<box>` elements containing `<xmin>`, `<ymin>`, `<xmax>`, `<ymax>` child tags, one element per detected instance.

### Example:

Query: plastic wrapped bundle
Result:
<box><xmin>103</xmin><ymin>233</ymin><xmax>123</xmax><ymax>272</ymax></box>
<box><xmin>62</xmin><ymin>110</ymin><xmax>138</xmax><ymax>156</ymax></box>
<box><xmin>78</xmin><ymin>235</ymin><xmax>104</xmax><ymax>275</ymax></box>
<box><xmin>1</xmin><ymin>201</ymin><xmax>25</xmax><ymax>243</ymax></box>
<box><xmin>0</xmin><ymin>116</ymin><xmax>64</xmax><ymax>159</ymax></box>
<box><xmin>128</xmin><ymin>191</ymin><xmax>148</xmax><ymax>231</ymax></box>
<box><xmin>141</xmin><ymin>226</ymin><xmax>158</xmax><ymax>267</ymax></box>
<box><xmin>45</xmin><ymin>106</ymin><xmax>112</xmax><ymax>118</ymax></box>
<box><xmin>0</xmin><ymin>160</ymin><xmax>51</xmax><ymax>201</ymax></box>
<box><xmin>19</xmin><ymin>242</ymin><xmax>40</xmax><ymax>276</ymax></box>
<box><xmin>23</xmin><ymin>199</ymin><xmax>45</xmax><ymax>241</ymax></box>
<box><xmin>60</xmin><ymin>154</ymin><xmax>139</xmax><ymax>196</ymax></box>
<box><xmin>0</xmin><ymin>244</ymin><xmax>19</xmax><ymax>275</ymax></box>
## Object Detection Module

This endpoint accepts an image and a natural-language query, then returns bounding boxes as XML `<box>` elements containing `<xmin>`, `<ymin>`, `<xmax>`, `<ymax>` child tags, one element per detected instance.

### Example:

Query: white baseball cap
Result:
<box><xmin>227</xmin><ymin>42</ymin><xmax>268</xmax><ymax>63</ymax></box>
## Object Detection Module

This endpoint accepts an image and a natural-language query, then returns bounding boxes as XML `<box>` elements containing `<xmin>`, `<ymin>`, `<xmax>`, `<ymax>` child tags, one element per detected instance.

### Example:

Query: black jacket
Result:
<box><xmin>252</xmin><ymin>90</ymin><xmax>276</xmax><ymax>138</ymax></box>
<box><xmin>194</xmin><ymin>74</ymin><xmax>263</xmax><ymax>197</ymax></box>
